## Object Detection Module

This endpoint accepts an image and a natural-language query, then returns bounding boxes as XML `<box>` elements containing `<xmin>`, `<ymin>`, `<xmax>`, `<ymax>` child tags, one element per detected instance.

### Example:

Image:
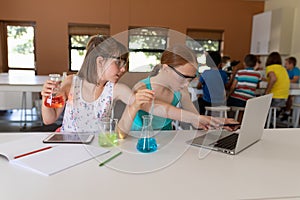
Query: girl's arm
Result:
<box><xmin>179</xmin><ymin>87</ymin><xmax>199</xmax><ymax>114</ymax></box>
<box><xmin>114</xmin><ymin>83</ymin><xmax>154</xmax><ymax>138</ymax></box>
<box><xmin>113</xmin><ymin>83</ymin><xmax>135</xmax><ymax>106</ymax></box>
<box><xmin>116</xmin><ymin>88</ymin><xmax>217</xmax><ymax>136</ymax></box>
<box><xmin>265</xmin><ymin>71</ymin><xmax>277</xmax><ymax>95</ymax></box>
<box><xmin>152</xmin><ymin>97</ymin><xmax>237</xmax><ymax>131</ymax></box>
<box><xmin>41</xmin><ymin>75</ymin><xmax>72</xmax><ymax>125</ymax></box>
<box><xmin>115</xmin><ymin>83</ymin><xmax>227</xmax><ymax>136</ymax></box>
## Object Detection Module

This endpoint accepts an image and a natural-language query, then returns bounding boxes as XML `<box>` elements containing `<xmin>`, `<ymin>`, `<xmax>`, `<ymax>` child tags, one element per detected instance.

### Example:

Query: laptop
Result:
<box><xmin>189</xmin><ymin>94</ymin><xmax>273</xmax><ymax>155</ymax></box>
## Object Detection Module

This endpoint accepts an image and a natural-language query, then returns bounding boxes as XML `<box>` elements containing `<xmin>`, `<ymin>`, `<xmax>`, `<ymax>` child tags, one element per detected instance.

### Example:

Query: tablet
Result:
<box><xmin>43</xmin><ymin>133</ymin><xmax>94</xmax><ymax>144</ymax></box>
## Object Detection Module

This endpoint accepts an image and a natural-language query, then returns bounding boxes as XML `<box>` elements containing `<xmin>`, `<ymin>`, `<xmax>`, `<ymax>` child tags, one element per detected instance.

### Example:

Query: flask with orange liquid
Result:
<box><xmin>44</xmin><ymin>74</ymin><xmax>65</xmax><ymax>108</ymax></box>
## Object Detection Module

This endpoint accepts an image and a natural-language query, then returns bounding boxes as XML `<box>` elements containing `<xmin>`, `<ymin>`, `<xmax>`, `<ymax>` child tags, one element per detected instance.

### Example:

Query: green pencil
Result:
<box><xmin>99</xmin><ymin>151</ymin><xmax>122</xmax><ymax>167</ymax></box>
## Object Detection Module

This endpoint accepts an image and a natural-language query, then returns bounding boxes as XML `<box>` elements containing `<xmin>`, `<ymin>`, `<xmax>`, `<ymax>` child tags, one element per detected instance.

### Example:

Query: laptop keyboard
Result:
<box><xmin>214</xmin><ymin>133</ymin><xmax>239</xmax><ymax>150</ymax></box>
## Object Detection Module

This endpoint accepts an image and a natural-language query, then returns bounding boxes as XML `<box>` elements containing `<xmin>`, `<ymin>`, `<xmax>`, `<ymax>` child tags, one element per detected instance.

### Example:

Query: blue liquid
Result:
<box><xmin>136</xmin><ymin>137</ymin><xmax>157</xmax><ymax>153</ymax></box>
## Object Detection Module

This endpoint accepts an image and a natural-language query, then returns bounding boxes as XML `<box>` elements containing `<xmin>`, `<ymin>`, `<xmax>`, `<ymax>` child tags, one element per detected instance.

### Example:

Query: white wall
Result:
<box><xmin>265</xmin><ymin>0</ymin><xmax>300</xmax><ymax>62</ymax></box>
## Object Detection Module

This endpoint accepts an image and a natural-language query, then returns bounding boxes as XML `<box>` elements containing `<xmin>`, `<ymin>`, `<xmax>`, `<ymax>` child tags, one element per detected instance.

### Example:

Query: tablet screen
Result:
<box><xmin>43</xmin><ymin>133</ymin><xmax>94</xmax><ymax>144</ymax></box>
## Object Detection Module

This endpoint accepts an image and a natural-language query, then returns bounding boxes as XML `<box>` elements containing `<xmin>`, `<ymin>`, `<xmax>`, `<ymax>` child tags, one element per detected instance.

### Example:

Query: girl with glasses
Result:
<box><xmin>118</xmin><ymin>45</ymin><xmax>237</xmax><ymax>136</ymax></box>
<box><xmin>41</xmin><ymin>35</ymin><xmax>132</xmax><ymax>137</ymax></box>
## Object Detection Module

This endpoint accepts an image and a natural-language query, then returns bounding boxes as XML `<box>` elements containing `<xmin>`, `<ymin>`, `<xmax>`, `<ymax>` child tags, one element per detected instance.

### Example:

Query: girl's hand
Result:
<box><xmin>192</xmin><ymin>115</ymin><xmax>225</xmax><ymax>130</ymax></box>
<box><xmin>221</xmin><ymin>118</ymin><xmax>240</xmax><ymax>131</ymax></box>
<box><xmin>41</xmin><ymin>80</ymin><xmax>61</xmax><ymax>98</ymax></box>
<box><xmin>192</xmin><ymin>116</ymin><xmax>239</xmax><ymax>131</ymax></box>
<box><xmin>133</xmin><ymin>89</ymin><xmax>155</xmax><ymax>110</ymax></box>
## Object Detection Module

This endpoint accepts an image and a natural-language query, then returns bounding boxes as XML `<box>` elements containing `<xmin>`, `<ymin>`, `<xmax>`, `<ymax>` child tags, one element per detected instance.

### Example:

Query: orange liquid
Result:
<box><xmin>44</xmin><ymin>96</ymin><xmax>65</xmax><ymax>108</ymax></box>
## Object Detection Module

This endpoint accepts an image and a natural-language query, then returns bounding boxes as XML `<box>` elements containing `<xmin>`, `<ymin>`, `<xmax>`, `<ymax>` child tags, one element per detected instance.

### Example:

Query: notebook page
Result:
<box><xmin>11</xmin><ymin>144</ymin><xmax>109</xmax><ymax>176</ymax></box>
<box><xmin>0</xmin><ymin>135</ymin><xmax>49</xmax><ymax>161</ymax></box>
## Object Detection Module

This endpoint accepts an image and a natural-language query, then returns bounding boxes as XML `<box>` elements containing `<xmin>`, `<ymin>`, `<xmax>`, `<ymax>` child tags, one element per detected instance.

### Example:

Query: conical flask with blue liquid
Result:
<box><xmin>136</xmin><ymin>115</ymin><xmax>157</xmax><ymax>153</ymax></box>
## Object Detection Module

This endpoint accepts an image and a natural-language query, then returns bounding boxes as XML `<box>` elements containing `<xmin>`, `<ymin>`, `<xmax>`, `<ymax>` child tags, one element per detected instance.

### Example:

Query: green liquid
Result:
<box><xmin>98</xmin><ymin>132</ymin><xmax>118</xmax><ymax>147</ymax></box>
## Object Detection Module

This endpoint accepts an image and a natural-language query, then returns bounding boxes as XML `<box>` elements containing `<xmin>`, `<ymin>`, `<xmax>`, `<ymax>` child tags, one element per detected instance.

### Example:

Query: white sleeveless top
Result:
<box><xmin>61</xmin><ymin>75</ymin><xmax>114</xmax><ymax>133</ymax></box>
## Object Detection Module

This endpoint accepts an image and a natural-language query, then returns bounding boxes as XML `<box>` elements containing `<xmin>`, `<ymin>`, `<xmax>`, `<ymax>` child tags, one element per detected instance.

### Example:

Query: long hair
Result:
<box><xmin>266</xmin><ymin>52</ymin><xmax>282</xmax><ymax>66</ymax></box>
<box><xmin>78</xmin><ymin>35</ymin><xmax>128</xmax><ymax>84</ymax></box>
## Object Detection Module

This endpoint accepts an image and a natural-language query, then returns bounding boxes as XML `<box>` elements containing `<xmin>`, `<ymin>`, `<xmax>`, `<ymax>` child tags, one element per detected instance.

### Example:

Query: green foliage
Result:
<box><xmin>7</xmin><ymin>25</ymin><xmax>34</xmax><ymax>54</ymax></box>
<box><xmin>129</xmin><ymin>35</ymin><xmax>166</xmax><ymax>62</ymax></box>
<box><xmin>186</xmin><ymin>39</ymin><xmax>220</xmax><ymax>52</ymax></box>
<box><xmin>71</xmin><ymin>35</ymin><xmax>90</xmax><ymax>56</ymax></box>
<box><xmin>129</xmin><ymin>35</ymin><xmax>166</xmax><ymax>50</ymax></box>
<box><xmin>14</xmin><ymin>39</ymin><xmax>34</xmax><ymax>54</ymax></box>
<box><xmin>7</xmin><ymin>26</ymin><xmax>27</xmax><ymax>39</ymax></box>
<box><xmin>71</xmin><ymin>35</ymin><xmax>89</xmax><ymax>47</ymax></box>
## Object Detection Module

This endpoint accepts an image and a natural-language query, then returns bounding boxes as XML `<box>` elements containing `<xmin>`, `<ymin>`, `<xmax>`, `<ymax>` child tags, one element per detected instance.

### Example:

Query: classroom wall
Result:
<box><xmin>0</xmin><ymin>0</ymin><xmax>264</xmax><ymax>86</ymax></box>
<box><xmin>265</xmin><ymin>0</ymin><xmax>300</xmax><ymax>62</ymax></box>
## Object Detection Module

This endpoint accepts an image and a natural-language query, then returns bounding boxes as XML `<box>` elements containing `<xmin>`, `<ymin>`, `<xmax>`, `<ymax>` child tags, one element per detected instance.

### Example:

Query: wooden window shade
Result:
<box><xmin>187</xmin><ymin>29</ymin><xmax>223</xmax><ymax>40</ymax></box>
<box><xmin>68</xmin><ymin>24</ymin><xmax>110</xmax><ymax>36</ymax></box>
<box><xmin>129</xmin><ymin>26</ymin><xmax>169</xmax><ymax>37</ymax></box>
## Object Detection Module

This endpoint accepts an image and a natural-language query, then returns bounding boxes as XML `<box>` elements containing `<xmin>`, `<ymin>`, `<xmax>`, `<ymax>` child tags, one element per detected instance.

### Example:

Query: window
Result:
<box><xmin>0</xmin><ymin>21</ymin><xmax>36</xmax><ymax>73</ymax></box>
<box><xmin>128</xmin><ymin>27</ymin><xmax>168</xmax><ymax>72</ymax></box>
<box><xmin>186</xmin><ymin>29</ymin><xmax>223</xmax><ymax>73</ymax></box>
<box><xmin>68</xmin><ymin>24</ymin><xmax>110</xmax><ymax>71</ymax></box>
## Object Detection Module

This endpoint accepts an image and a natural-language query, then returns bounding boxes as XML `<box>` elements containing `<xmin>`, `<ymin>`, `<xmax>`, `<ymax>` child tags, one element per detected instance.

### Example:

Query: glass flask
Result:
<box><xmin>136</xmin><ymin>115</ymin><xmax>157</xmax><ymax>153</ymax></box>
<box><xmin>44</xmin><ymin>74</ymin><xmax>65</xmax><ymax>108</ymax></box>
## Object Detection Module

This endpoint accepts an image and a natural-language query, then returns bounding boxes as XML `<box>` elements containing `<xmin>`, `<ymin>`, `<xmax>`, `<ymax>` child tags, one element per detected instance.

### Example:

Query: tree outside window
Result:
<box><xmin>7</xmin><ymin>25</ymin><xmax>35</xmax><ymax>69</ymax></box>
<box><xmin>128</xmin><ymin>27</ymin><xmax>168</xmax><ymax>72</ymax></box>
<box><xmin>0</xmin><ymin>21</ymin><xmax>36</xmax><ymax>72</ymax></box>
<box><xmin>186</xmin><ymin>29</ymin><xmax>223</xmax><ymax>73</ymax></box>
<box><xmin>68</xmin><ymin>24</ymin><xmax>110</xmax><ymax>71</ymax></box>
<box><xmin>69</xmin><ymin>35</ymin><xmax>90</xmax><ymax>71</ymax></box>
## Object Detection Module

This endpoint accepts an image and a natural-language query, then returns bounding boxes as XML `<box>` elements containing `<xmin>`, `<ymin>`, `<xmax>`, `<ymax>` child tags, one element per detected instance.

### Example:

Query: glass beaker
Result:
<box><xmin>136</xmin><ymin>115</ymin><xmax>157</xmax><ymax>153</ymax></box>
<box><xmin>44</xmin><ymin>74</ymin><xmax>65</xmax><ymax>108</ymax></box>
<box><xmin>98</xmin><ymin>118</ymin><xmax>119</xmax><ymax>147</ymax></box>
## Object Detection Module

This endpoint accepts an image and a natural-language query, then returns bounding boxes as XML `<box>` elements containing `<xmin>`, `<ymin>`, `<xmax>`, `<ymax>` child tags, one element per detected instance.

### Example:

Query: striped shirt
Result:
<box><xmin>230</xmin><ymin>68</ymin><xmax>261</xmax><ymax>101</ymax></box>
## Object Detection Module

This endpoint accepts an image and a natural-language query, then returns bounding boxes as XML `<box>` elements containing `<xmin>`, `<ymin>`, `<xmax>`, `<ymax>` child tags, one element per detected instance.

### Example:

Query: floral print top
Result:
<box><xmin>61</xmin><ymin>75</ymin><xmax>113</xmax><ymax>133</ymax></box>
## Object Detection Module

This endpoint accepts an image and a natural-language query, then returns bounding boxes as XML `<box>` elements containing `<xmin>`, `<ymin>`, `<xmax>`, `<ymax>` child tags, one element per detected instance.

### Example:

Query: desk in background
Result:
<box><xmin>258</xmin><ymin>81</ymin><xmax>300</xmax><ymax>95</ymax></box>
<box><xmin>0</xmin><ymin>129</ymin><xmax>299</xmax><ymax>200</ymax></box>
<box><xmin>0</xmin><ymin>73</ymin><xmax>48</xmax><ymax>125</ymax></box>
<box><xmin>188</xmin><ymin>81</ymin><xmax>300</xmax><ymax>102</ymax></box>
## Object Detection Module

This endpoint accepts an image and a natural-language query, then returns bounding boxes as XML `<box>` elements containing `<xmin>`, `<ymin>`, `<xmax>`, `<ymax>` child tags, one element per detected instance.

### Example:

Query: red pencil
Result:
<box><xmin>14</xmin><ymin>146</ymin><xmax>52</xmax><ymax>159</ymax></box>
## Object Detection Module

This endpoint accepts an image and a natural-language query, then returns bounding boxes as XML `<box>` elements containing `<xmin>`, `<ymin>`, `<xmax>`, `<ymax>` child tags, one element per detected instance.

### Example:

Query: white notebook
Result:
<box><xmin>0</xmin><ymin>135</ymin><xmax>109</xmax><ymax>176</ymax></box>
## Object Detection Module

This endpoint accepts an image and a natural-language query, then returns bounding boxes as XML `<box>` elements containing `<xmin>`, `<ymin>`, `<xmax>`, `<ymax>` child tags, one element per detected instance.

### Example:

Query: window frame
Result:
<box><xmin>68</xmin><ymin>23</ymin><xmax>110</xmax><ymax>72</ymax></box>
<box><xmin>0</xmin><ymin>20</ymin><xmax>36</xmax><ymax>73</ymax></box>
<box><xmin>186</xmin><ymin>28</ymin><xmax>224</xmax><ymax>73</ymax></box>
<box><xmin>128</xmin><ymin>26</ymin><xmax>169</xmax><ymax>72</ymax></box>
<box><xmin>186</xmin><ymin>28</ymin><xmax>224</xmax><ymax>53</ymax></box>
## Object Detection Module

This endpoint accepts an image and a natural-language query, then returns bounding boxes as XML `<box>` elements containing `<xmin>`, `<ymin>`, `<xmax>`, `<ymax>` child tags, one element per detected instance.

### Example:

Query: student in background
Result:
<box><xmin>254</xmin><ymin>56</ymin><xmax>263</xmax><ymax>71</ymax></box>
<box><xmin>265</xmin><ymin>52</ymin><xmax>290</xmax><ymax>107</ymax></box>
<box><xmin>197</xmin><ymin>51</ymin><xmax>229</xmax><ymax>115</ymax></box>
<box><xmin>227</xmin><ymin>54</ymin><xmax>262</xmax><ymax>122</ymax></box>
<box><xmin>281</xmin><ymin>56</ymin><xmax>300</xmax><ymax>121</ymax></box>
<box><xmin>118</xmin><ymin>45</ymin><xmax>238</xmax><ymax>135</ymax></box>
<box><xmin>285</xmin><ymin>56</ymin><xmax>300</xmax><ymax>83</ymax></box>
<box><xmin>221</xmin><ymin>56</ymin><xmax>231</xmax><ymax>71</ymax></box>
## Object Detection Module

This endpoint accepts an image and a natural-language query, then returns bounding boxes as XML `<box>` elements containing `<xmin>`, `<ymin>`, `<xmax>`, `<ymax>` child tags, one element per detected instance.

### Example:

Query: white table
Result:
<box><xmin>259</xmin><ymin>81</ymin><xmax>300</xmax><ymax>95</ymax></box>
<box><xmin>0</xmin><ymin>73</ymin><xmax>48</xmax><ymax>125</ymax></box>
<box><xmin>189</xmin><ymin>82</ymin><xmax>300</xmax><ymax>102</ymax></box>
<box><xmin>0</xmin><ymin>129</ymin><xmax>299</xmax><ymax>200</ymax></box>
<box><xmin>0</xmin><ymin>73</ymin><xmax>48</xmax><ymax>92</ymax></box>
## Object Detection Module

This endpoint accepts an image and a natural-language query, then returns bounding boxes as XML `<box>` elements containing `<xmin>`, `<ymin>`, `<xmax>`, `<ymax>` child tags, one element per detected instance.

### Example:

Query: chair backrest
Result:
<box><xmin>112</xmin><ymin>100</ymin><xmax>126</xmax><ymax>120</ymax></box>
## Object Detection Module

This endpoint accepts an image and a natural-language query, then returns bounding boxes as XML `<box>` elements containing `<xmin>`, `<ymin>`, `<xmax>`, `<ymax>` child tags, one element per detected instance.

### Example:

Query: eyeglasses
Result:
<box><xmin>107</xmin><ymin>56</ymin><xmax>128</xmax><ymax>68</ymax></box>
<box><xmin>167</xmin><ymin>65</ymin><xmax>196</xmax><ymax>79</ymax></box>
